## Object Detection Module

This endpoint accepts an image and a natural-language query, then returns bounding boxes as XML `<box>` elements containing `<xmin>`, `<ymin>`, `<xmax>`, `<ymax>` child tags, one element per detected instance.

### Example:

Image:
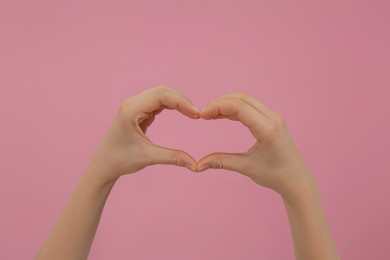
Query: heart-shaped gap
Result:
<box><xmin>146</xmin><ymin>109</ymin><xmax>254</xmax><ymax>161</ymax></box>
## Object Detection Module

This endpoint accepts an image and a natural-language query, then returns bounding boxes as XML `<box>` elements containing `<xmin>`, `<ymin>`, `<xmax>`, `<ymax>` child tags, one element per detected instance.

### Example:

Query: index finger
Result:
<box><xmin>200</xmin><ymin>97</ymin><xmax>276</xmax><ymax>141</ymax></box>
<box><xmin>208</xmin><ymin>92</ymin><xmax>276</xmax><ymax>119</ymax></box>
<box><xmin>126</xmin><ymin>86</ymin><xmax>200</xmax><ymax>119</ymax></box>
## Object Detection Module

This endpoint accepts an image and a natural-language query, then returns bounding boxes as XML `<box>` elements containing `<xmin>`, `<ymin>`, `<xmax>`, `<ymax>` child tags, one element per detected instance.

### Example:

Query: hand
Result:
<box><xmin>196</xmin><ymin>93</ymin><xmax>314</xmax><ymax>198</ymax></box>
<box><xmin>85</xmin><ymin>85</ymin><xmax>199</xmax><ymax>184</ymax></box>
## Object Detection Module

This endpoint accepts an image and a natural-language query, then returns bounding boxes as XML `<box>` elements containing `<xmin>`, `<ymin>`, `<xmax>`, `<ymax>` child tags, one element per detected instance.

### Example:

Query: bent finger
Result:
<box><xmin>196</xmin><ymin>152</ymin><xmax>248</xmax><ymax>174</ymax></box>
<box><xmin>141</xmin><ymin>86</ymin><xmax>199</xmax><ymax>118</ymax></box>
<box><xmin>124</xmin><ymin>85</ymin><xmax>200</xmax><ymax>120</ymax></box>
<box><xmin>208</xmin><ymin>92</ymin><xmax>276</xmax><ymax>119</ymax></box>
<box><xmin>200</xmin><ymin>98</ymin><xmax>275</xmax><ymax>141</ymax></box>
<box><xmin>146</xmin><ymin>144</ymin><xmax>197</xmax><ymax>172</ymax></box>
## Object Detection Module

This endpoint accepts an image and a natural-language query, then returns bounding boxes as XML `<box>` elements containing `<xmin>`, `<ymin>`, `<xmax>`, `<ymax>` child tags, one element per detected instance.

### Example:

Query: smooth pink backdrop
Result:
<box><xmin>1</xmin><ymin>0</ymin><xmax>389</xmax><ymax>259</ymax></box>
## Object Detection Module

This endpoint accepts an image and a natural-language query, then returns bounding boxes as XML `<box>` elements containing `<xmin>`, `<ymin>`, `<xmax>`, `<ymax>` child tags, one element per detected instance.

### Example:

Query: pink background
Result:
<box><xmin>1</xmin><ymin>0</ymin><xmax>389</xmax><ymax>259</ymax></box>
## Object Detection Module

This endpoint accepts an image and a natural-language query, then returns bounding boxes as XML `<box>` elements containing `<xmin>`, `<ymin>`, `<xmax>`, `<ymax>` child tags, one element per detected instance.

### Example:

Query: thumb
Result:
<box><xmin>146</xmin><ymin>145</ymin><xmax>197</xmax><ymax>172</ymax></box>
<box><xmin>196</xmin><ymin>152</ymin><xmax>245</xmax><ymax>172</ymax></box>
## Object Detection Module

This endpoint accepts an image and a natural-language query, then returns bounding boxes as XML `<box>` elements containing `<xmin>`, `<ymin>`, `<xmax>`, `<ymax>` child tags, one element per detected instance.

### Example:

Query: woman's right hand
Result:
<box><xmin>196</xmin><ymin>93</ymin><xmax>315</xmax><ymax>199</ymax></box>
<box><xmin>85</xmin><ymin>85</ymin><xmax>199</xmax><ymax>185</ymax></box>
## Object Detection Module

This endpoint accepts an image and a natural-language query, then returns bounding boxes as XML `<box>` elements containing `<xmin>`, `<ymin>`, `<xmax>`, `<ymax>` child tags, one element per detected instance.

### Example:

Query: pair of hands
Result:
<box><xmin>37</xmin><ymin>84</ymin><xmax>338</xmax><ymax>260</ymax></box>
<box><xmin>86</xmin><ymin>85</ymin><xmax>313</xmax><ymax>198</ymax></box>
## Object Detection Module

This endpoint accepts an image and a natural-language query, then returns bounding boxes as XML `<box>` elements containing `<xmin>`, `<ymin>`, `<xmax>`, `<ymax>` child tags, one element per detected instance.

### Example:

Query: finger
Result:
<box><xmin>205</xmin><ymin>92</ymin><xmax>275</xmax><ymax>118</ymax></box>
<box><xmin>139</xmin><ymin>86</ymin><xmax>199</xmax><ymax>119</ymax></box>
<box><xmin>161</xmin><ymin>86</ymin><xmax>196</xmax><ymax>109</ymax></box>
<box><xmin>140</xmin><ymin>107</ymin><xmax>164</xmax><ymax>133</ymax></box>
<box><xmin>140</xmin><ymin>115</ymin><xmax>155</xmax><ymax>133</ymax></box>
<box><xmin>145</xmin><ymin>85</ymin><xmax>196</xmax><ymax>109</ymax></box>
<box><xmin>196</xmin><ymin>152</ymin><xmax>247</xmax><ymax>173</ymax></box>
<box><xmin>146</xmin><ymin>144</ymin><xmax>197</xmax><ymax>172</ymax></box>
<box><xmin>200</xmin><ymin>98</ymin><xmax>275</xmax><ymax>141</ymax></box>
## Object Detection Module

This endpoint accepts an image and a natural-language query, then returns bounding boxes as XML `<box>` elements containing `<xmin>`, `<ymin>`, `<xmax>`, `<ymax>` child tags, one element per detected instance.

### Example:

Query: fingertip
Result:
<box><xmin>177</xmin><ymin>151</ymin><xmax>197</xmax><ymax>170</ymax></box>
<box><xmin>191</xmin><ymin>104</ymin><xmax>200</xmax><ymax>113</ymax></box>
<box><xmin>185</xmin><ymin>163</ymin><xmax>197</xmax><ymax>172</ymax></box>
<box><xmin>199</xmin><ymin>107</ymin><xmax>212</xmax><ymax>119</ymax></box>
<box><xmin>181</xmin><ymin>103</ymin><xmax>200</xmax><ymax>119</ymax></box>
<box><xmin>196</xmin><ymin>155</ymin><xmax>215</xmax><ymax>172</ymax></box>
<box><xmin>196</xmin><ymin>164</ymin><xmax>210</xmax><ymax>172</ymax></box>
<box><xmin>188</xmin><ymin>112</ymin><xmax>200</xmax><ymax>119</ymax></box>
<box><xmin>187</xmin><ymin>104</ymin><xmax>199</xmax><ymax>115</ymax></box>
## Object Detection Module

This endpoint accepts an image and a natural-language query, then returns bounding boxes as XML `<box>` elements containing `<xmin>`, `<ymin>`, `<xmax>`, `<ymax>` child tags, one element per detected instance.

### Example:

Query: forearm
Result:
<box><xmin>36</xmin><ymin>167</ymin><xmax>118</xmax><ymax>260</ymax></box>
<box><xmin>281</xmin><ymin>175</ymin><xmax>340</xmax><ymax>260</ymax></box>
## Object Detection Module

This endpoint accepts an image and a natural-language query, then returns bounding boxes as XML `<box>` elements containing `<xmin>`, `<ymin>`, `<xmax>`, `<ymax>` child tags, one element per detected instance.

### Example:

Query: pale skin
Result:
<box><xmin>36</xmin><ymin>85</ymin><xmax>340</xmax><ymax>260</ymax></box>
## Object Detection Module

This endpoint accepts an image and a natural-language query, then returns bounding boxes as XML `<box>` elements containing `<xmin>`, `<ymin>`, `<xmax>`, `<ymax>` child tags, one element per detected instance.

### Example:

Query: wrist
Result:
<box><xmin>83</xmin><ymin>161</ymin><xmax>119</xmax><ymax>190</ymax></box>
<box><xmin>277</xmin><ymin>173</ymin><xmax>319</xmax><ymax>206</ymax></box>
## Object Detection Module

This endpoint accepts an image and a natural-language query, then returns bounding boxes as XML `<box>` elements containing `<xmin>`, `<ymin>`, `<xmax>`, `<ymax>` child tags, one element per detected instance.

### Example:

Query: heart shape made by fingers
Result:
<box><xmin>145</xmin><ymin>108</ymin><xmax>254</xmax><ymax>170</ymax></box>
<box><xmin>117</xmin><ymin>86</ymin><xmax>280</xmax><ymax>175</ymax></box>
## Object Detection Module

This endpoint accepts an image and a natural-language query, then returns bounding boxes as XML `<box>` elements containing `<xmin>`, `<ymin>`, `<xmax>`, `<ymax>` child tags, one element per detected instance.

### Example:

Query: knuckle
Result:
<box><xmin>231</xmin><ymin>98</ymin><xmax>246</xmax><ymax>106</ymax></box>
<box><xmin>169</xmin><ymin>151</ymin><xmax>182</xmax><ymax>166</ymax></box>
<box><xmin>234</xmin><ymin>91</ymin><xmax>249</xmax><ymax>98</ymax></box>
<box><xmin>270</xmin><ymin>121</ymin><xmax>279</xmax><ymax>131</ymax></box>
<box><xmin>273</xmin><ymin>112</ymin><xmax>285</xmax><ymax>126</ymax></box>
<box><xmin>120</xmin><ymin>98</ymin><xmax>130</xmax><ymax>106</ymax></box>
<box><xmin>213</xmin><ymin>157</ymin><xmax>224</xmax><ymax>169</ymax></box>
<box><xmin>150</xmin><ymin>85</ymin><xmax>174</xmax><ymax>98</ymax></box>
<box><xmin>268</xmin><ymin>121</ymin><xmax>278</xmax><ymax>131</ymax></box>
<box><xmin>156</xmin><ymin>84</ymin><xmax>172</xmax><ymax>92</ymax></box>
<box><xmin>118</xmin><ymin>100</ymin><xmax>130</xmax><ymax>114</ymax></box>
<box><xmin>170</xmin><ymin>156</ymin><xmax>178</xmax><ymax>166</ymax></box>
<box><xmin>117</xmin><ymin>99</ymin><xmax>135</xmax><ymax>124</ymax></box>
<box><xmin>264</xmin><ymin>121</ymin><xmax>280</xmax><ymax>139</ymax></box>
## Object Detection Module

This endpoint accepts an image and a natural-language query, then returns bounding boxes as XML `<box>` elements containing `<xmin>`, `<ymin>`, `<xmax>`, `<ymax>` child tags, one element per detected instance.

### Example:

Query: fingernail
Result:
<box><xmin>191</xmin><ymin>105</ymin><xmax>200</xmax><ymax>112</ymax></box>
<box><xmin>185</xmin><ymin>163</ymin><xmax>195</xmax><ymax>172</ymax></box>
<box><xmin>197</xmin><ymin>164</ymin><xmax>210</xmax><ymax>172</ymax></box>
